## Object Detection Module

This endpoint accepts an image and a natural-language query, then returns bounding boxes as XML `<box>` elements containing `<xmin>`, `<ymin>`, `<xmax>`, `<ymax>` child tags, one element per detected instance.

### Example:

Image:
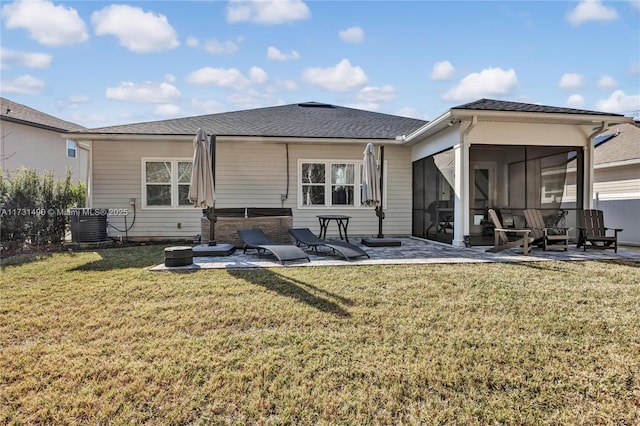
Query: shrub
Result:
<box><xmin>0</xmin><ymin>167</ymin><xmax>85</xmax><ymax>251</ymax></box>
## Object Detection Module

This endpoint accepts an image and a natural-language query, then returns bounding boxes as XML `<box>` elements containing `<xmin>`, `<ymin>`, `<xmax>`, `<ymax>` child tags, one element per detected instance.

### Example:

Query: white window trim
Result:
<box><xmin>297</xmin><ymin>159</ymin><xmax>387</xmax><ymax>209</ymax></box>
<box><xmin>66</xmin><ymin>140</ymin><xmax>77</xmax><ymax>158</ymax></box>
<box><xmin>141</xmin><ymin>158</ymin><xmax>193</xmax><ymax>210</ymax></box>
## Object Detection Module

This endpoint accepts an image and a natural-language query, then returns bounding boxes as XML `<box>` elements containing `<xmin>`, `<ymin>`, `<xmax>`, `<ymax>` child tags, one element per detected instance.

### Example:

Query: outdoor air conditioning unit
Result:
<box><xmin>70</xmin><ymin>208</ymin><xmax>108</xmax><ymax>243</ymax></box>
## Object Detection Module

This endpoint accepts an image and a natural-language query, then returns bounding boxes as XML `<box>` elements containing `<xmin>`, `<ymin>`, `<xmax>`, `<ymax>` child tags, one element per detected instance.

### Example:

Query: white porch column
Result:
<box><xmin>585</xmin><ymin>121</ymin><xmax>608</xmax><ymax>209</ymax></box>
<box><xmin>584</xmin><ymin>142</ymin><xmax>594</xmax><ymax>209</ymax></box>
<box><xmin>452</xmin><ymin>140</ymin><xmax>469</xmax><ymax>247</ymax></box>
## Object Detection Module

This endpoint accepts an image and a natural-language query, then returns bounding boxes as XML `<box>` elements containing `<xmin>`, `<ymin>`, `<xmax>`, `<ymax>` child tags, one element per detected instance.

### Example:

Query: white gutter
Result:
<box><xmin>61</xmin><ymin>133</ymin><xmax>402</xmax><ymax>146</ymax></box>
<box><xmin>401</xmin><ymin>111</ymin><xmax>452</xmax><ymax>145</ymax></box>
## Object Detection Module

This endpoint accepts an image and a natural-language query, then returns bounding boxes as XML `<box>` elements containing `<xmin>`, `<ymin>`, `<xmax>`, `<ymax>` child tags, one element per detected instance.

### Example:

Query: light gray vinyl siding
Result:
<box><xmin>92</xmin><ymin>138</ymin><xmax>413</xmax><ymax>240</ymax></box>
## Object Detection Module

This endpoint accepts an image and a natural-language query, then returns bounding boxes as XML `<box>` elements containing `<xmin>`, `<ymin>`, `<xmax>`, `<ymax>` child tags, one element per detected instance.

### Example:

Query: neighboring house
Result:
<box><xmin>64</xmin><ymin>99</ymin><xmax>631</xmax><ymax>244</ymax></box>
<box><xmin>592</xmin><ymin>123</ymin><xmax>640</xmax><ymax>245</ymax></box>
<box><xmin>0</xmin><ymin>97</ymin><xmax>87</xmax><ymax>183</ymax></box>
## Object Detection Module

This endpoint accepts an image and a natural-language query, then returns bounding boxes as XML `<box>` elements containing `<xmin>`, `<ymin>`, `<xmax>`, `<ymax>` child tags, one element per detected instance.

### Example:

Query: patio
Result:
<box><xmin>151</xmin><ymin>237</ymin><xmax>640</xmax><ymax>271</ymax></box>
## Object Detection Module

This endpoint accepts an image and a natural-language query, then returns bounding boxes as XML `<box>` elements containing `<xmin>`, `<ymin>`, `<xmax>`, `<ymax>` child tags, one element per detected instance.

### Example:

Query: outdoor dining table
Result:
<box><xmin>317</xmin><ymin>215</ymin><xmax>351</xmax><ymax>243</ymax></box>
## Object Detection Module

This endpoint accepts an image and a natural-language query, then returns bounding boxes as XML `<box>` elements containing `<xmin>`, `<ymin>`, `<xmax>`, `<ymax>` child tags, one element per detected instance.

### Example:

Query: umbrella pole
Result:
<box><xmin>377</xmin><ymin>146</ymin><xmax>385</xmax><ymax>238</ymax></box>
<box><xmin>209</xmin><ymin>134</ymin><xmax>217</xmax><ymax>246</ymax></box>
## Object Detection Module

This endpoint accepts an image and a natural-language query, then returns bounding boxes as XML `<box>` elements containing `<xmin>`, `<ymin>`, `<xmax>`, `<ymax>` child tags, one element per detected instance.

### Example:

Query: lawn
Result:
<box><xmin>1</xmin><ymin>245</ymin><xmax>639</xmax><ymax>425</ymax></box>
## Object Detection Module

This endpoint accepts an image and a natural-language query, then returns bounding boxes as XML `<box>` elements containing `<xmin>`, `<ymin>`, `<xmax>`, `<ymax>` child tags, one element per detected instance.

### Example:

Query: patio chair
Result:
<box><xmin>288</xmin><ymin>228</ymin><xmax>370</xmax><ymax>261</ymax></box>
<box><xmin>485</xmin><ymin>208</ymin><xmax>533</xmax><ymax>255</ymax></box>
<box><xmin>523</xmin><ymin>209</ymin><xmax>569</xmax><ymax>251</ymax></box>
<box><xmin>237</xmin><ymin>228</ymin><xmax>310</xmax><ymax>264</ymax></box>
<box><xmin>577</xmin><ymin>209</ymin><xmax>622</xmax><ymax>253</ymax></box>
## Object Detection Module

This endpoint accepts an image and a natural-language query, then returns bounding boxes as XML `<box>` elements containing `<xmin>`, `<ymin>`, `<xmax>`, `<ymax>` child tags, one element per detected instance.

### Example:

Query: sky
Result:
<box><xmin>1</xmin><ymin>0</ymin><xmax>639</xmax><ymax>128</ymax></box>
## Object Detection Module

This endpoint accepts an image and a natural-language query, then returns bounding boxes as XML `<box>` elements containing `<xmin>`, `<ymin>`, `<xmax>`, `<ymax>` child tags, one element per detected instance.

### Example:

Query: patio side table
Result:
<box><xmin>317</xmin><ymin>215</ymin><xmax>351</xmax><ymax>243</ymax></box>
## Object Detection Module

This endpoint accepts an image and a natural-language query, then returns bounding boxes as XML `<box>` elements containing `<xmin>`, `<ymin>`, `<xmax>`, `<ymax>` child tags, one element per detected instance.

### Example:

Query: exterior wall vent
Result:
<box><xmin>297</xmin><ymin>102</ymin><xmax>334</xmax><ymax>108</ymax></box>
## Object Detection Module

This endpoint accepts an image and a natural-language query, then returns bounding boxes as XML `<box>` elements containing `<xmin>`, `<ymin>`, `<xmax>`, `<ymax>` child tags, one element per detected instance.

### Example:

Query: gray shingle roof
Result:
<box><xmin>594</xmin><ymin>123</ymin><xmax>640</xmax><ymax>164</ymax></box>
<box><xmin>0</xmin><ymin>97</ymin><xmax>85</xmax><ymax>132</ymax></box>
<box><xmin>453</xmin><ymin>98</ymin><xmax>623</xmax><ymax>117</ymax></box>
<box><xmin>71</xmin><ymin>102</ymin><xmax>428</xmax><ymax>139</ymax></box>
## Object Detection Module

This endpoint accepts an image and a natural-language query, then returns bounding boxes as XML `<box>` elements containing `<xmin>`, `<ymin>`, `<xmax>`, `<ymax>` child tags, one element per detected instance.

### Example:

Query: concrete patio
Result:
<box><xmin>151</xmin><ymin>237</ymin><xmax>640</xmax><ymax>271</ymax></box>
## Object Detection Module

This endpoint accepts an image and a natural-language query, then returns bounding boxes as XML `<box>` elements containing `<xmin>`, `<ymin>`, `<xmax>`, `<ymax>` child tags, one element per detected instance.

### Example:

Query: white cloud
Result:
<box><xmin>164</xmin><ymin>74</ymin><xmax>176</xmax><ymax>84</ymax></box>
<box><xmin>357</xmin><ymin>85</ymin><xmax>396</xmax><ymax>103</ymax></box>
<box><xmin>597</xmin><ymin>75</ymin><xmax>617</xmax><ymax>89</ymax></box>
<box><xmin>558</xmin><ymin>73</ymin><xmax>585</xmax><ymax>90</ymax></box>
<box><xmin>442</xmin><ymin>67</ymin><xmax>519</xmax><ymax>102</ymax></box>
<box><xmin>267</xmin><ymin>46</ymin><xmax>300</xmax><ymax>61</ymax></box>
<box><xmin>227</xmin><ymin>90</ymin><xmax>283</xmax><ymax>110</ymax></box>
<box><xmin>105</xmin><ymin>81</ymin><xmax>181</xmax><ymax>103</ymax></box>
<box><xmin>0</xmin><ymin>48</ymin><xmax>52</xmax><ymax>69</ymax></box>
<box><xmin>185</xmin><ymin>67</ymin><xmax>251</xmax><ymax>90</ymax></box>
<box><xmin>566</xmin><ymin>94</ymin><xmax>585</xmax><ymax>108</ymax></box>
<box><xmin>632</xmin><ymin>0</ymin><xmax>640</xmax><ymax>10</ymax></box>
<box><xmin>339</xmin><ymin>26</ymin><xmax>364</xmax><ymax>43</ymax></box>
<box><xmin>249</xmin><ymin>66</ymin><xmax>268</xmax><ymax>84</ymax></box>
<box><xmin>302</xmin><ymin>59</ymin><xmax>367</xmax><ymax>92</ymax></box>
<box><xmin>91</xmin><ymin>5</ymin><xmax>179</xmax><ymax>53</ymax></box>
<box><xmin>186</xmin><ymin>37</ymin><xmax>199</xmax><ymax>47</ymax></box>
<box><xmin>567</xmin><ymin>0</ymin><xmax>618</xmax><ymax>26</ymax></box>
<box><xmin>203</xmin><ymin>38</ymin><xmax>239</xmax><ymax>54</ymax></box>
<box><xmin>596</xmin><ymin>90</ymin><xmax>640</xmax><ymax>114</ymax></box>
<box><xmin>430</xmin><ymin>61</ymin><xmax>455</xmax><ymax>81</ymax></box>
<box><xmin>154</xmin><ymin>104</ymin><xmax>181</xmax><ymax>116</ymax></box>
<box><xmin>227</xmin><ymin>0</ymin><xmax>310</xmax><ymax>25</ymax></box>
<box><xmin>0</xmin><ymin>74</ymin><xmax>45</xmax><ymax>95</ymax></box>
<box><xmin>1</xmin><ymin>0</ymin><xmax>88</xmax><ymax>46</ymax></box>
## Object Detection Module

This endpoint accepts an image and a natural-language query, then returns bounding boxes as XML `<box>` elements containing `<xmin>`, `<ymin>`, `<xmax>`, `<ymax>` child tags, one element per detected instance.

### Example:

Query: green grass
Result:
<box><xmin>1</xmin><ymin>246</ymin><xmax>639</xmax><ymax>424</ymax></box>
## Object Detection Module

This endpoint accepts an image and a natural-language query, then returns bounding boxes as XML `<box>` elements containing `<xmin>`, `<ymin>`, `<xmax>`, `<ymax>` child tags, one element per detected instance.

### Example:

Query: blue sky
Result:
<box><xmin>1</xmin><ymin>0</ymin><xmax>639</xmax><ymax>128</ymax></box>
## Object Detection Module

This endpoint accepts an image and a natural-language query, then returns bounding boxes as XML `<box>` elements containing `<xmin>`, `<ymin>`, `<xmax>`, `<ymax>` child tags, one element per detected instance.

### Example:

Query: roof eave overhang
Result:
<box><xmin>400</xmin><ymin>109</ymin><xmax>632</xmax><ymax>146</ymax></box>
<box><xmin>1</xmin><ymin>115</ymin><xmax>73</xmax><ymax>133</ymax></box>
<box><xmin>449</xmin><ymin>109</ymin><xmax>630</xmax><ymax>125</ymax></box>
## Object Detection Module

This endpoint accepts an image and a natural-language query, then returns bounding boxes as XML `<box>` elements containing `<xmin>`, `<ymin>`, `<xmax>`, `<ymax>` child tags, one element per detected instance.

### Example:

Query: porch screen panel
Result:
<box><xmin>412</xmin><ymin>148</ymin><xmax>455</xmax><ymax>243</ymax></box>
<box><xmin>525</xmin><ymin>147</ymin><xmax>571</xmax><ymax>211</ymax></box>
<box><xmin>412</xmin><ymin>160</ymin><xmax>425</xmax><ymax>238</ymax></box>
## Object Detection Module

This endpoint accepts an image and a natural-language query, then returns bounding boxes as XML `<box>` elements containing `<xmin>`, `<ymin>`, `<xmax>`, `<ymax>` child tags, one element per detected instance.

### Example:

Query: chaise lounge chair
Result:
<box><xmin>485</xmin><ymin>208</ymin><xmax>533</xmax><ymax>255</ymax></box>
<box><xmin>523</xmin><ymin>209</ymin><xmax>569</xmax><ymax>251</ymax></box>
<box><xmin>237</xmin><ymin>228</ymin><xmax>310</xmax><ymax>264</ymax></box>
<box><xmin>288</xmin><ymin>228</ymin><xmax>370</xmax><ymax>261</ymax></box>
<box><xmin>577</xmin><ymin>209</ymin><xmax>622</xmax><ymax>253</ymax></box>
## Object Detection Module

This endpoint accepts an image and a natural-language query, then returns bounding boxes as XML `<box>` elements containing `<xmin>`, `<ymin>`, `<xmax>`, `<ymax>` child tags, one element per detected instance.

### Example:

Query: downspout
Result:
<box><xmin>455</xmin><ymin>116</ymin><xmax>476</xmax><ymax>247</ymax></box>
<box><xmin>585</xmin><ymin>121</ymin><xmax>608</xmax><ymax>209</ymax></box>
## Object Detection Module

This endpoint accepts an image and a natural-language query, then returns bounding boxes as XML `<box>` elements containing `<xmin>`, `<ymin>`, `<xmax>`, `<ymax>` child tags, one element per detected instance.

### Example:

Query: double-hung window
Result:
<box><xmin>299</xmin><ymin>160</ymin><xmax>385</xmax><ymax>207</ymax></box>
<box><xmin>66</xmin><ymin>140</ymin><xmax>77</xmax><ymax>158</ymax></box>
<box><xmin>142</xmin><ymin>159</ymin><xmax>192</xmax><ymax>208</ymax></box>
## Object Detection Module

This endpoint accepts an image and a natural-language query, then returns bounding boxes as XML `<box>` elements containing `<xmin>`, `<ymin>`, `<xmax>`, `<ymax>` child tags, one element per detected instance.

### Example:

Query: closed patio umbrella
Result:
<box><xmin>362</xmin><ymin>142</ymin><xmax>380</xmax><ymax>207</ymax></box>
<box><xmin>361</xmin><ymin>143</ymin><xmax>401</xmax><ymax>246</ymax></box>
<box><xmin>188</xmin><ymin>129</ymin><xmax>235</xmax><ymax>256</ymax></box>
<box><xmin>188</xmin><ymin>127</ymin><xmax>215</xmax><ymax>209</ymax></box>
